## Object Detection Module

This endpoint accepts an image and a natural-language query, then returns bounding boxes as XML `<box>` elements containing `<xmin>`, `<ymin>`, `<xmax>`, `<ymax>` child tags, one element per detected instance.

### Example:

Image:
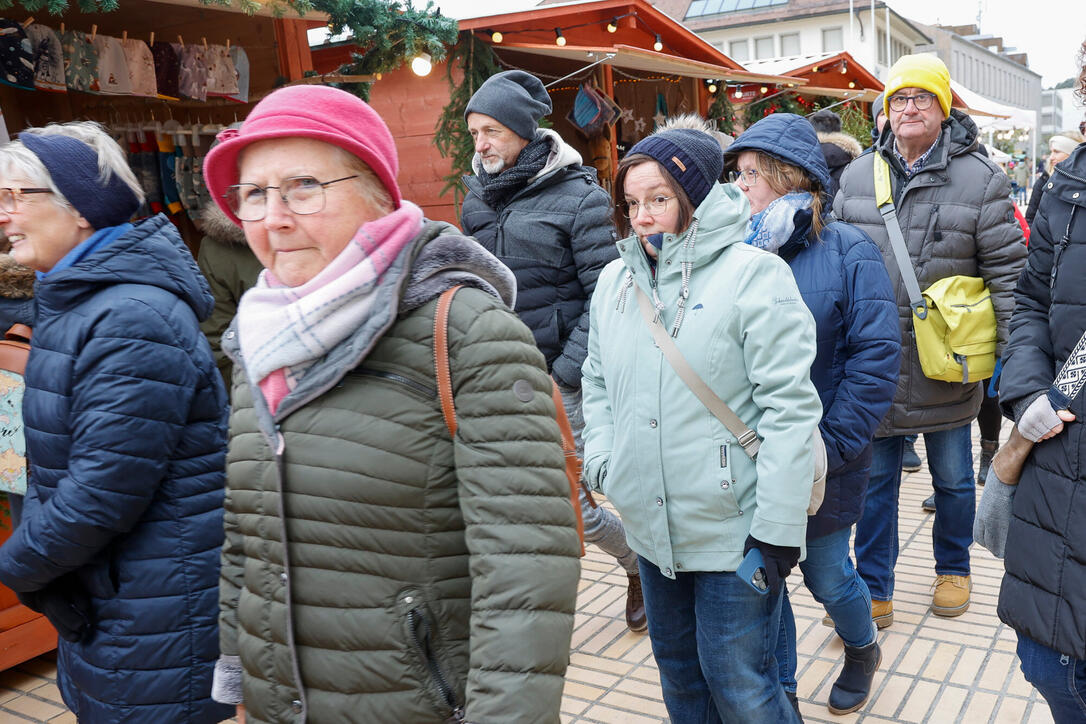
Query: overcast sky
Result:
<box><xmin>423</xmin><ymin>0</ymin><xmax>1081</xmax><ymax>88</ymax></box>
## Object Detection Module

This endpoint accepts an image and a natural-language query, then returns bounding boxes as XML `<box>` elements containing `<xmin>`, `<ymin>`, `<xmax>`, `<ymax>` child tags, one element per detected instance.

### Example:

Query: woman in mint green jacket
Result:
<box><xmin>582</xmin><ymin>127</ymin><xmax>822</xmax><ymax>724</ymax></box>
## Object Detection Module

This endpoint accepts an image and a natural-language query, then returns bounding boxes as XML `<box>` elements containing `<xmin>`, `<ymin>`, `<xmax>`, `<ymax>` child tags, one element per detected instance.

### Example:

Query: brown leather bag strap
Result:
<box><xmin>432</xmin><ymin>285</ymin><xmax>585</xmax><ymax>556</ymax></box>
<box><xmin>5</xmin><ymin>324</ymin><xmax>31</xmax><ymax>344</ymax></box>
<box><xmin>550</xmin><ymin>381</ymin><xmax>586</xmax><ymax>556</ymax></box>
<box><xmin>434</xmin><ymin>286</ymin><xmax>462</xmax><ymax>438</ymax></box>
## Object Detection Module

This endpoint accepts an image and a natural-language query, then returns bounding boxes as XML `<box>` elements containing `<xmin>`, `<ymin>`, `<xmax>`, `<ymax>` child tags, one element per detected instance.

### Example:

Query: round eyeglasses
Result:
<box><xmin>887</xmin><ymin>92</ymin><xmax>937</xmax><ymax>112</ymax></box>
<box><xmin>0</xmin><ymin>187</ymin><xmax>53</xmax><ymax>213</ymax></box>
<box><xmin>224</xmin><ymin>175</ymin><xmax>359</xmax><ymax>221</ymax></box>
<box><xmin>728</xmin><ymin>169</ymin><xmax>759</xmax><ymax>187</ymax></box>
<box><xmin>622</xmin><ymin>195</ymin><xmax>675</xmax><ymax>218</ymax></box>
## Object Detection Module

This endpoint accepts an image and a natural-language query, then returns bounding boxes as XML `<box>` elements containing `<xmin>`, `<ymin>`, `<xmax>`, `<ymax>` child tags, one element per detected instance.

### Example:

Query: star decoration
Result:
<box><xmin>653</xmin><ymin>112</ymin><xmax>667</xmax><ymax>128</ymax></box>
<box><xmin>619</xmin><ymin>108</ymin><xmax>635</xmax><ymax>123</ymax></box>
<box><xmin>633</xmin><ymin>117</ymin><xmax>647</xmax><ymax>134</ymax></box>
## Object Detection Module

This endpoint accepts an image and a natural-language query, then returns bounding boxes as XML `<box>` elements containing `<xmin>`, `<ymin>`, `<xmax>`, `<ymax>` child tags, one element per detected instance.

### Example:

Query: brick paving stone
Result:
<box><xmin>1</xmin><ymin>425</ymin><xmax>1062</xmax><ymax>723</ymax></box>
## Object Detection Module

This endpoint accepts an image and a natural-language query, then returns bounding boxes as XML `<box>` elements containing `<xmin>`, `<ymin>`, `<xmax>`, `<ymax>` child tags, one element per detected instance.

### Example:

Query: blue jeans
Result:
<box><xmin>638</xmin><ymin>556</ymin><xmax>800</xmax><ymax>723</ymax></box>
<box><xmin>855</xmin><ymin>425</ymin><xmax>974</xmax><ymax>600</ymax></box>
<box><xmin>1017</xmin><ymin>633</ymin><xmax>1086</xmax><ymax>723</ymax></box>
<box><xmin>776</xmin><ymin>527</ymin><xmax>876</xmax><ymax>692</ymax></box>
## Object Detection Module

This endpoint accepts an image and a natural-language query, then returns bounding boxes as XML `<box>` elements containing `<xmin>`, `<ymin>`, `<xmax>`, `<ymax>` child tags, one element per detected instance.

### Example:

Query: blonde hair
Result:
<box><xmin>753</xmin><ymin>152</ymin><xmax>826</xmax><ymax>238</ymax></box>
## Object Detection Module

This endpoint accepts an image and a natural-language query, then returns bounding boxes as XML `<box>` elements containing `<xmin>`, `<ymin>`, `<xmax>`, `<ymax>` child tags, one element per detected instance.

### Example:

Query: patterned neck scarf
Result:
<box><xmin>476</xmin><ymin>135</ymin><xmax>551</xmax><ymax>210</ymax></box>
<box><xmin>745</xmin><ymin>192</ymin><xmax>813</xmax><ymax>253</ymax></box>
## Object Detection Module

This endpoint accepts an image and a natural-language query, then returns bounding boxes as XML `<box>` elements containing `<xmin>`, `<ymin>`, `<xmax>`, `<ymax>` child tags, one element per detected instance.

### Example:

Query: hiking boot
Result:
<box><xmin>625</xmin><ymin>572</ymin><xmax>647</xmax><ymax>632</ymax></box>
<box><xmin>922</xmin><ymin>494</ymin><xmax>936</xmax><ymax>512</ymax></box>
<box><xmin>902</xmin><ymin>439</ymin><xmax>921</xmax><ymax>472</ymax></box>
<box><xmin>977</xmin><ymin>439</ymin><xmax>999</xmax><ymax>486</ymax></box>
<box><xmin>828</xmin><ymin>641</ymin><xmax>882</xmax><ymax>715</ymax></box>
<box><xmin>931</xmin><ymin>575</ymin><xmax>971</xmax><ymax>617</ymax></box>
<box><xmin>823</xmin><ymin>600</ymin><xmax>893</xmax><ymax>630</ymax></box>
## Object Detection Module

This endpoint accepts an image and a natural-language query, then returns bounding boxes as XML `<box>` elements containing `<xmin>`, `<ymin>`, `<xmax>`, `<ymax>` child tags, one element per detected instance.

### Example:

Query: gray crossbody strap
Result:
<box><xmin>634</xmin><ymin>284</ymin><xmax>761</xmax><ymax>459</ymax></box>
<box><xmin>879</xmin><ymin>203</ymin><xmax>929</xmax><ymax>320</ymax></box>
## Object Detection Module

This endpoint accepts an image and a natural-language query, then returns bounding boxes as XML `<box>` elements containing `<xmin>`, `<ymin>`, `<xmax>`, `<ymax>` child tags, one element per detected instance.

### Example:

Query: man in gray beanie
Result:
<box><xmin>460</xmin><ymin>71</ymin><xmax>647</xmax><ymax>633</ymax></box>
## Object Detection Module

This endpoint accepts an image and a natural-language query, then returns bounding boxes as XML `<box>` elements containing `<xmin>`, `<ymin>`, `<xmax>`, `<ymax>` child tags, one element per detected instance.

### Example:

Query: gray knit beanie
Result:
<box><xmin>627</xmin><ymin>128</ymin><xmax>723</xmax><ymax>208</ymax></box>
<box><xmin>465</xmin><ymin>70</ymin><xmax>552</xmax><ymax>140</ymax></box>
<box><xmin>809</xmin><ymin>108</ymin><xmax>842</xmax><ymax>134</ymax></box>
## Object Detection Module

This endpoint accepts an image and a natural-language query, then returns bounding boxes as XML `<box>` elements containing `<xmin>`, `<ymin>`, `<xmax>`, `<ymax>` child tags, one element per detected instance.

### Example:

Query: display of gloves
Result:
<box><xmin>972</xmin><ymin>471</ymin><xmax>1017</xmax><ymax>559</ymax></box>
<box><xmin>743</xmin><ymin>534</ymin><xmax>799</xmax><ymax>596</ymax></box>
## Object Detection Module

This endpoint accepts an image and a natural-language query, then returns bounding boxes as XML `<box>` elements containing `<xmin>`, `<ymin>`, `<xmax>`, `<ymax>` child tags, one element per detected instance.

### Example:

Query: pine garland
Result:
<box><xmin>707</xmin><ymin>92</ymin><xmax>735</xmax><ymax>136</ymax></box>
<box><xmin>743</xmin><ymin>92</ymin><xmax>805</xmax><ymax>127</ymax></box>
<box><xmin>433</xmin><ymin>32</ymin><xmax>500</xmax><ymax>202</ymax></box>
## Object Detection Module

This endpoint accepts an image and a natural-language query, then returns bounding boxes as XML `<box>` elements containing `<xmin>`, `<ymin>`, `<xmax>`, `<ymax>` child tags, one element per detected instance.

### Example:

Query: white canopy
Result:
<box><xmin>951</xmin><ymin>80</ymin><xmax>1037</xmax><ymax>131</ymax></box>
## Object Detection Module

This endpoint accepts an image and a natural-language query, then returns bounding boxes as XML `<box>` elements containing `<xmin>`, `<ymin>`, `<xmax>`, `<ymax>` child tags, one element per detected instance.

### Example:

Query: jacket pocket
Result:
<box><xmin>353</xmin><ymin>367</ymin><xmax>437</xmax><ymax>401</ymax></box>
<box><xmin>396</xmin><ymin>589</ymin><xmax>464</xmax><ymax>723</ymax></box>
<box><xmin>714</xmin><ymin>440</ymin><xmax>743</xmax><ymax>520</ymax></box>
<box><xmin>76</xmin><ymin>554</ymin><xmax>118</xmax><ymax>600</ymax></box>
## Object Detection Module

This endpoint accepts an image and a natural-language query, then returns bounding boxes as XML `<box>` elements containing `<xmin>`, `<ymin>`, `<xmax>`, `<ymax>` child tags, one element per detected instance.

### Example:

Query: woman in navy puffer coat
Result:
<box><xmin>0</xmin><ymin>122</ymin><xmax>231</xmax><ymax>723</ymax></box>
<box><xmin>726</xmin><ymin>113</ymin><xmax>900</xmax><ymax>716</ymax></box>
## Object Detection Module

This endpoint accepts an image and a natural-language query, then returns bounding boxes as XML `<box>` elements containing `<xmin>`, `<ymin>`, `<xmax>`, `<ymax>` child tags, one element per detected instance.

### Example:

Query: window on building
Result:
<box><xmin>729</xmin><ymin>39</ymin><xmax>750</xmax><ymax>62</ymax></box>
<box><xmin>822</xmin><ymin>26</ymin><xmax>843</xmax><ymax>53</ymax></box>
<box><xmin>754</xmin><ymin>35</ymin><xmax>775</xmax><ymax>59</ymax></box>
<box><xmin>780</xmin><ymin>32</ymin><xmax>800</xmax><ymax>57</ymax></box>
<box><xmin>877</xmin><ymin>30</ymin><xmax>887</xmax><ymax>65</ymax></box>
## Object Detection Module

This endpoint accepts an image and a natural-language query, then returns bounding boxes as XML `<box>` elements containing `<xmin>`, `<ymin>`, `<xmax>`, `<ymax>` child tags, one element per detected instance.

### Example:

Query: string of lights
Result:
<box><xmin>474</xmin><ymin>11</ymin><xmax>669</xmax><ymax>52</ymax></box>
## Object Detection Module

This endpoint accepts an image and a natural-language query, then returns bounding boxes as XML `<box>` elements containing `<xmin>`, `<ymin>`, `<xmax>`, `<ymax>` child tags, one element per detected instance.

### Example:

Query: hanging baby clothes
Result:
<box><xmin>133</xmin><ymin>130</ymin><xmax>164</xmax><ymax>215</ymax></box>
<box><xmin>0</xmin><ymin>21</ymin><xmax>36</xmax><ymax>90</ymax></box>
<box><xmin>61</xmin><ymin>30</ymin><xmax>98</xmax><ymax>92</ymax></box>
<box><xmin>92</xmin><ymin>35</ymin><xmax>132</xmax><ymax>95</ymax></box>
<box><xmin>204</xmin><ymin>44</ymin><xmax>238</xmax><ymax>97</ymax></box>
<box><xmin>151</xmin><ymin>40</ymin><xmax>179</xmax><ymax>100</ymax></box>
<box><xmin>177</xmin><ymin>44</ymin><xmax>208</xmax><ymax>101</ymax></box>
<box><xmin>227</xmin><ymin>45</ymin><xmax>249</xmax><ymax>103</ymax></box>
<box><xmin>26</xmin><ymin>24</ymin><xmax>65</xmax><ymax>93</ymax></box>
<box><xmin>121</xmin><ymin>38</ymin><xmax>157</xmax><ymax>98</ymax></box>
<box><xmin>156</xmin><ymin>133</ymin><xmax>183</xmax><ymax>215</ymax></box>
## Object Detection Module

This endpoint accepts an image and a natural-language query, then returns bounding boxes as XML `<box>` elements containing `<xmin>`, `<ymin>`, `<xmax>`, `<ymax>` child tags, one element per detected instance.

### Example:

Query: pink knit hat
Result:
<box><xmin>203</xmin><ymin>85</ymin><xmax>402</xmax><ymax>225</ymax></box>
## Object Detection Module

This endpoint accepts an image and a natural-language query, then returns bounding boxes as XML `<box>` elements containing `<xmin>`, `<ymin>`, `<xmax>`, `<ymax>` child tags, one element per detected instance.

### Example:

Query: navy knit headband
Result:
<box><xmin>20</xmin><ymin>132</ymin><xmax>140</xmax><ymax>230</ymax></box>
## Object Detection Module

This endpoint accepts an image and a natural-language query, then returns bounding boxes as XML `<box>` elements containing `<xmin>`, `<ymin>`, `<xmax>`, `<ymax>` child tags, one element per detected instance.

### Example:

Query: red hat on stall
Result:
<box><xmin>203</xmin><ymin>84</ymin><xmax>402</xmax><ymax>225</ymax></box>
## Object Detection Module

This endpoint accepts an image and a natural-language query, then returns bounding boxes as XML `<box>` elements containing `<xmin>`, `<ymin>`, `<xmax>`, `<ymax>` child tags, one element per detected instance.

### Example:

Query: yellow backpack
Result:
<box><xmin>874</xmin><ymin>155</ymin><xmax>997</xmax><ymax>383</ymax></box>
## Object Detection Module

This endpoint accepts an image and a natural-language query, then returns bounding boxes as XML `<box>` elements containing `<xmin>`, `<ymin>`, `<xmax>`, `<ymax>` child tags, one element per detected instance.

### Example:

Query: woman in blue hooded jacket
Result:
<box><xmin>0</xmin><ymin>122</ymin><xmax>231</xmax><ymax>723</ymax></box>
<box><xmin>726</xmin><ymin>113</ymin><xmax>901</xmax><ymax>716</ymax></box>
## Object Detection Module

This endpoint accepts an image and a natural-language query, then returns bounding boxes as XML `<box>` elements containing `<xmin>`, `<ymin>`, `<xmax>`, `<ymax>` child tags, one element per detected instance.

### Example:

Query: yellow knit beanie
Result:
<box><xmin>884</xmin><ymin>54</ymin><xmax>952</xmax><ymax>118</ymax></box>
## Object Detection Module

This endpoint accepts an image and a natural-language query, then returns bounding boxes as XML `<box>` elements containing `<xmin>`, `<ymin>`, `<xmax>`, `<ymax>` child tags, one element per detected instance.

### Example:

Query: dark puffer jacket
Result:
<box><xmin>779</xmin><ymin>216</ymin><xmax>901</xmax><ymax>538</ymax></box>
<box><xmin>460</xmin><ymin>129</ymin><xmax>618</xmax><ymax>387</ymax></box>
<box><xmin>997</xmin><ymin>145</ymin><xmax>1086</xmax><ymax>658</ymax></box>
<box><xmin>728</xmin><ymin>114</ymin><xmax>900</xmax><ymax>540</ymax></box>
<box><xmin>217</xmin><ymin>223</ymin><xmax>580</xmax><ymax>724</ymax></box>
<box><xmin>833</xmin><ymin>110</ymin><xmax>1027</xmax><ymax>436</ymax></box>
<box><xmin>0</xmin><ymin>216</ymin><xmax>231</xmax><ymax>723</ymax></box>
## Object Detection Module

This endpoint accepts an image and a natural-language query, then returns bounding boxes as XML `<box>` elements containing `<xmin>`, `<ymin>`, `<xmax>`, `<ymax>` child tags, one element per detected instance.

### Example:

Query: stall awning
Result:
<box><xmin>497</xmin><ymin>42</ymin><xmax>804</xmax><ymax>84</ymax></box>
<box><xmin>793</xmin><ymin>86</ymin><xmax>881</xmax><ymax>103</ymax></box>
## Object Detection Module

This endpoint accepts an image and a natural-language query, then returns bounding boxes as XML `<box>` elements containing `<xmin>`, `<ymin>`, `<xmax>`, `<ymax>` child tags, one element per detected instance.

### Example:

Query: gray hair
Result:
<box><xmin>0</xmin><ymin>121</ymin><xmax>144</xmax><ymax>211</ymax></box>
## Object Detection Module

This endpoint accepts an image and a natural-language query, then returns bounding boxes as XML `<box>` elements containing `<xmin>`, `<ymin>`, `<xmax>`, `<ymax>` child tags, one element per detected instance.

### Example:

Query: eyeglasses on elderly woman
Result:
<box><xmin>0</xmin><ymin>186</ymin><xmax>52</xmax><ymax>212</ymax></box>
<box><xmin>224</xmin><ymin>174</ymin><xmax>359</xmax><ymax>222</ymax></box>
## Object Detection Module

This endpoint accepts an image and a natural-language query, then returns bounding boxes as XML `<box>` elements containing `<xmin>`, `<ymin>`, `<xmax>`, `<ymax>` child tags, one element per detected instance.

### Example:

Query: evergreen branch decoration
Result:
<box><xmin>707</xmin><ymin>92</ymin><xmax>735</xmax><ymax>136</ymax></box>
<box><xmin>743</xmin><ymin>91</ymin><xmax>804</xmax><ymax>127</ymax></box>
<box><xmin>434</xmin><ymin>32</ymin><xmax>500</xmax><ymax>202</ymax></box>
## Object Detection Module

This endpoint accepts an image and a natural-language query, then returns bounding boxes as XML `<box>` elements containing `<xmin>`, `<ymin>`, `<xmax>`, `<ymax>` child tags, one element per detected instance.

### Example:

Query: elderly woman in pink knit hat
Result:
<box><xmin>203</xmin><ymin>85</ymin><xmax>580</xmax><ymax>724</ymax></box>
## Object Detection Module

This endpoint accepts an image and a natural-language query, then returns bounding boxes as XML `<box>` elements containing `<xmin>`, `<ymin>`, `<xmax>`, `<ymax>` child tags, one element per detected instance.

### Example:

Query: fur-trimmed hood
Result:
<box><xmin>200</xmin><ymin>202</ymin><xmax>248</xmax><ymax>245</ymax></box>
<box><xmin>818</xmin><ymin>131</ymin><xmax>863</xmax><ymax>160</ymax></box>
<box><xmin>0</xmin><ymin>254</ymin><xmax>36</xmax><ymax>299</ymax></box>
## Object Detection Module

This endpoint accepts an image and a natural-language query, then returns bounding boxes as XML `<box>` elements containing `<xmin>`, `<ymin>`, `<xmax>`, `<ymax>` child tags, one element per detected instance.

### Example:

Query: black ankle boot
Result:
<box><xmin>977</xmin><ymin>438</ymin><xmax>999</xmax><ymax>486</ymax></box>
<box><xmin>786</xmin><ymin>690</ymin><xmax>803</xmax><ymax>722</ymax></box>
<box><xmin>827</xmin><ymin>641</ymin><xmax>881</xmax><ymax>715</ymax></box>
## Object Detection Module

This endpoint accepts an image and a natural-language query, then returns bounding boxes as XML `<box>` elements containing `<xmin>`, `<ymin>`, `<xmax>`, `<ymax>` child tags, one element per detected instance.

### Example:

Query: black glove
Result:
<box><xmin>744</xmin><ymin>535</ymin><xmax>800</xmax><ymax>596</ymax></box>
<box><xmin>16</xmin><ymin>576</ymin><xmax>92</xmax><ymax>643</ymax></box>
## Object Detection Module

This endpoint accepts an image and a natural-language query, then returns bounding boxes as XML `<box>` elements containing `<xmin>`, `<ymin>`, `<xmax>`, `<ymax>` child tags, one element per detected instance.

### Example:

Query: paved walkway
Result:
<box><xmin>0</xmin><ymin>424</ymin><xmax>1058</xmax><ymax>722</ymax></box>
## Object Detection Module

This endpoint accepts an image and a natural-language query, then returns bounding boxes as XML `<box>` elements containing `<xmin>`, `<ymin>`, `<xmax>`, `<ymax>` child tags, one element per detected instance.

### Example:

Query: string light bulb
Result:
<box><xmin>760</xmin><ymin>85</ymin><xmax>768</xmax><ymax>94</ymax></box>
<box><xmin>490</xmin><ymin>29</ymin><xmax>503</xmax><ymax>43</ymax></box>
<box><xmin>606</xmin><ymin>17</ymin><xmax>618</xmax><ymax>33</ymax></box>
<box><xmin>733</xmin><ymin>87</ymin><xmax>743</xmax><ymax>99</ymax></box>
<box><xmin>411</xmin><ymin>52</ymin><xmax>432</xmax><ymax>77</ymax></box>
<box><xmin>708</xmin><ymin>82</ymin><xmax>718</xmax><ymax>94</ymax></box>
<box><xmin>840</xmin><ymin>59</ymin><xmax>848</xmax><ymax>74</ymax></box>
<box><xmin>848</xmin><ymin>80</ymin><xmax>856</xmax><ymax>88</ymax></box>
<box><xmin>555</xmin><ymin>28</ymin><xmax>566</xmax><ymax>46</ymax></box>
<box><xmin>653</xmin><ymin>34</ymin><xmax>663</xmax><ymax>52</ymax></box>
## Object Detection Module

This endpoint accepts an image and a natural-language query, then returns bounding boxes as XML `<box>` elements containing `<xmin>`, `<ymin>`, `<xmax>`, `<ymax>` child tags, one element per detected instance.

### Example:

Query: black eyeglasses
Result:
<box><xmin>0</xmin><ymin>187</ymin><xmax>53</xmax><ymax>213</ymax></box>
<box><xmin>224</xmin><ymin>175</ymin><xmax>359</xmax><ymax>221</ymax></box>
<box><xmin>887</xmin><ymin>92</ymin><xmax>937</xmax><ymax>112</ymax></box>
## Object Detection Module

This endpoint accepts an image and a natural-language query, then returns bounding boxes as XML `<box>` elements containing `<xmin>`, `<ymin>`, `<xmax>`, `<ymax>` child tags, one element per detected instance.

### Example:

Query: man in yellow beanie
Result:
<box><xmin>833</xmin><ymin>54</ymin><xmax>1026</xmax><ymax>628</ymax></box>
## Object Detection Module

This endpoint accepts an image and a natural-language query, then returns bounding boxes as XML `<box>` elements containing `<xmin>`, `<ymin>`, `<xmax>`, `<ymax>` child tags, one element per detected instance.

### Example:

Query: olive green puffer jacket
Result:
<box><xmin>217</xmin><ymin>226</ymin><xmax>581</xmax><ymax>724</ymax></box>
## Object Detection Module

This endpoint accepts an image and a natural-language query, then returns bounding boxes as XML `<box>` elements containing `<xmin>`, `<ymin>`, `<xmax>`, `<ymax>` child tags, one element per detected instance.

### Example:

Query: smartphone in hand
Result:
<box><xmin>736</xmin><ymin>547</ymin><xmax>769</xmax><ymax>595</ymax></box>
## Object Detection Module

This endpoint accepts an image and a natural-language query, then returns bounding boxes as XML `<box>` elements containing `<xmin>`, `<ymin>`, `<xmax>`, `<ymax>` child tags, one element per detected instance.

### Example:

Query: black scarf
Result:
<box><xmin>477</xmin><ymin>136</ymin><xmax>552</xmax><ymax>210</ymax></box>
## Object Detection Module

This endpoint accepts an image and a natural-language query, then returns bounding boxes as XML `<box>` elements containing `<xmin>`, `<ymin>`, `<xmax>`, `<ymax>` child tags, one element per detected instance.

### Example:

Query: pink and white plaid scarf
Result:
<box><xmin>237</xmin><ymin>201</ymin><xmax>424</xmax><ymax>407</ymax></box>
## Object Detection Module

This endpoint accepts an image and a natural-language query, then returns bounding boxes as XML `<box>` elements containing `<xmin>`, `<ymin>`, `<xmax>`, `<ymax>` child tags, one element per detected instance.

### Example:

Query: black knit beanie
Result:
<box><xmin>627</xmin><ymin>128</ymin><xmax>723</xmax><ymax>208</ymax></box>
<box><xmin>20</xmin><ymin>132</ymin><xmax>140</xmax><ymax>230</ymax></box>
<box><xmin>465</xmin><ymin>70</ymin><xmax>552</xmax><ymax>140</ymax></box>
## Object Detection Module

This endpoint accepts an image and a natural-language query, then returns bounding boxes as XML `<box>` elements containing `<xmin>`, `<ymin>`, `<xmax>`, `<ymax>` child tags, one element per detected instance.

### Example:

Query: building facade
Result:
<box><xmin>1041</xmin><ymin>87</ymin><xmax>1084</xmax><ymax>137</ymax></box>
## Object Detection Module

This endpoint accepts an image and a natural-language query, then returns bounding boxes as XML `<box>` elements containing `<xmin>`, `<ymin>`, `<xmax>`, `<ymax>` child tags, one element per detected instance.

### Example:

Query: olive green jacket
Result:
<box><xmin>216</xmin><ymin>223</ymin><xmax>580</xmax><ymax>724</ymax></box>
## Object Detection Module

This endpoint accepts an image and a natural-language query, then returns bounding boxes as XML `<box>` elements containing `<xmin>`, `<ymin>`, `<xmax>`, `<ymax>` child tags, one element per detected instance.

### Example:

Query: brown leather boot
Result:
<box><xmin>932</xmin><ymin>575</ymin><xmax>971</xmax><ymax>617</ymax></box>
<box><xmin>625</xmin><ymin>572</ymin><xmax>647</xmax><ymax>632</ymax></box>
<box><xmin>823</xmin><ymin>599</ymin><xmax>893</xmax><ymax>629</ymax></box>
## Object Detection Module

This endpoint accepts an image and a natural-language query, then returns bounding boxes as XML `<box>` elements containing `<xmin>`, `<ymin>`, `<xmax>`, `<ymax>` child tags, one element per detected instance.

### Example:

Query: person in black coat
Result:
<box><xmin>726</xmin><ymin>113</ymin><xmax>901</xmax><ymax>716</ymax></box>
<box><xmin>974</xmin><ymin>47</ymin><xmax>1086</xmax><ymax>720</ymax></box>
<box><xmin>1025</xmin><ymin>134</ymin><xmax>1078</xmax><ymax>225</ymax></box>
